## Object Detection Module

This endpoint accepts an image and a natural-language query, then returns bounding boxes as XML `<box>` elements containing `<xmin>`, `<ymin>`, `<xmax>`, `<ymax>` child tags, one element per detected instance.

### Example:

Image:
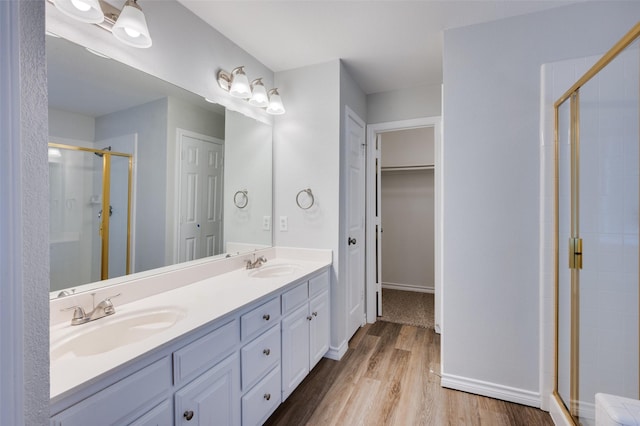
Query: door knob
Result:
<box><xmin>184</xmin><ymin>410</ymin><xmax>194</xmax><ymax>421</ymax></box>
<box><xmin>348</xmin><ymin>237</ymin><xmax>357</xmax><ymax>245</ymax></box>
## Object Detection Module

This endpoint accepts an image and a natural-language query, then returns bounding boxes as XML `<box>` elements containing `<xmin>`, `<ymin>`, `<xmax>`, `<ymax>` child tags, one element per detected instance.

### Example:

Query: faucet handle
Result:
<box><xmin>104</xmin><ymin>293</ymin><xmax>121</xmax><ymax>302</ymax></box>
<box><xmin>61</xmin><ymin>306</ymin><xmax>89</xmax><ymax>326</ymax></box>
<box><xmin>100</xmin><ymin>293</ymin><xmax>121</xmax><ymax>314</ymax></box>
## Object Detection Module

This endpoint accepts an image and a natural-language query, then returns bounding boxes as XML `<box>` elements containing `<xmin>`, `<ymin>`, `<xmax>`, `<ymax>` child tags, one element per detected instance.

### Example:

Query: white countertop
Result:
<box><xmin>50</xmin><ymin>251</ymin><xmax>331</xmax><ymax>401</ymax></box>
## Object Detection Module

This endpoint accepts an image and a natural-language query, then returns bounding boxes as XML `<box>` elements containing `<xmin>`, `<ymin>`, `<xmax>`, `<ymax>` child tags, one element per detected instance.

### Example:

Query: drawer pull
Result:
<box><xmin>264</xmin><ymin>393</ymin><xmax>271</xmax><ymax>401</ymax></box>
<box><xmin>263</xmin><ymin>314</ymin><xmax>270</xmax><ymax>321</ymax></box>
<box><xmin>307</xmin><ymin>315</ymin><xmax>313</xmax><ymax>321</ymax></box>
<box><xmin>312</xmin><ymin>311</ymin><xmax>318</xmax><ymax>317</ymax></box>
<box><xmin>263</xmin><ymin>348</ymin><xmax>271</xmax><ymax>356</ymax></box>
<box><xmin>184</xmin><ymin>410</ymin><xmax>194</xmax><ymax>421</ymax></box>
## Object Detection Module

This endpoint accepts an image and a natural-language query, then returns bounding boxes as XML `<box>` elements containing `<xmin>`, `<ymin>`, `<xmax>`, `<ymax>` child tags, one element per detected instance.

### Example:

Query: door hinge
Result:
<box><xmin>568</xmin><ymin>237</ymin><xmax>583</xmax><ymax>269</ymax></box>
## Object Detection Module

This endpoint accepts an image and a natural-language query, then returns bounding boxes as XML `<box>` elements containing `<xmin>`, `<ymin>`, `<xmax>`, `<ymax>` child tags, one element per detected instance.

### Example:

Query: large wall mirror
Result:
<box><xmin>48</xmin><ymin>34</ymin><xmax>273</xmax><ymax>298</ymax></box>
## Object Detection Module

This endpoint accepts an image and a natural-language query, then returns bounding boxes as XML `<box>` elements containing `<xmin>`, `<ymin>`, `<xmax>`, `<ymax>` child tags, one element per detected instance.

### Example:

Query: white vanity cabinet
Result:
<box><xmin>281</xmin><ymin>270</ymin><xmax>330</xmax><ymax>401</ymax></box>
<box><xmin>51</xmin><ymin>265</ymin><xmax>331</xmax><ymax>426</ymax></box>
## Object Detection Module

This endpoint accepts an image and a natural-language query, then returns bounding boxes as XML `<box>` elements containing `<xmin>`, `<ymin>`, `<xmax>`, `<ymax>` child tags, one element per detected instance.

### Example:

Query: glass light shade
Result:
<box><xmin>53</xmin><ymin>0</ymin><xmax>104</xmax><ymax>24</ymax></box>
<box><xmin>266</xmin><ymin>89</ymin><xmax>285</xmax><ymax>115</ymax></box>
<box><xmin>249</xmin><ymin>79</ymin><xmax>269</xmax><ymax>107</ymax></box>
<box><xmin>229</xmin><ymin>67</ymin><xmax>252</xmax><ymax>99</ymax></box>
<box><xmin>112</xmin><ymin>0</ymin><xmax>152</xmax><ymax>48</ymax></box>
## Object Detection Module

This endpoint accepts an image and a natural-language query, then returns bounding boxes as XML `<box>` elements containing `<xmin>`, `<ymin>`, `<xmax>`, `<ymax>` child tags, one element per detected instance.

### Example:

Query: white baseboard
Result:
<box><xmin>441</xmin><ymin>373</ymin><xmax>541</xmax><ymax>408</ymax></box>
<box><xmin>325</xmin><ymin>340</ymin><xmax>348</xmax><ymax>361</ymax></box>
<box><xmin>382</xmin><ymin>282</ymin><xmax>434</xmax><ymax>294</ymax></box>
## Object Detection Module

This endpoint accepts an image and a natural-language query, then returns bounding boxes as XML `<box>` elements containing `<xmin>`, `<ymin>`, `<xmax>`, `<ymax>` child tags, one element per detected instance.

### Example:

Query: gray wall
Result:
<box><xmin>273</xmin><ymin>61</ymin><xmax>343</xmax><ymax>351</ymax></box>
<box><xmin>441</xmin><ymin>0</ymin><xmax>640</xmax><ymax>404</ymax></box>
<box><xmin>48</xmin><ymin>108</ymin><xmax>95</xmax><ymax>142</ymax></box>
<box><xmin>367</xmin><ymin>84</ymin><xmax>441</xmax><ymax>124</ymax></box>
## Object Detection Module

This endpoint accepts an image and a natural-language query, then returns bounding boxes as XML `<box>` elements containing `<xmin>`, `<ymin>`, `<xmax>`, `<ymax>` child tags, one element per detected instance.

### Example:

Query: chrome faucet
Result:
<box><xmin>61</xmin><ymin>293</ymin><xmax>121</xmax><ymax>326</ymax></box>
<box><xmin>246</xmin><ymin>254</ymin><xmax>267</xmax><ymax>270</ymax></box>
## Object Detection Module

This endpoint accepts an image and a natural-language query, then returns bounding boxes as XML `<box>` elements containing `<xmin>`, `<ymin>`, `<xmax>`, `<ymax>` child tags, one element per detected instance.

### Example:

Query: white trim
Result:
<box><xmin>441</xmin><ymin>373</ymin><xmax>541</xmax><ymax>408</ymax></box>
<box><xmin>382</xmin><ymin>282</ymin><xmax>434</xmax><ymax>294</ymax></box>
<box><xmin>0</xmin><ymin>2</ymin><xmax>25</xmax><ymax>424</ymax></box>
<box><xmin>365</xmin><ymin>116</ymin><xmax>443</xmax><ymax>332</ymax></box>
<box><xmin>325</xmin><ymin>340</ymin><xmax>349</xmax><ymax>361</ymax></box>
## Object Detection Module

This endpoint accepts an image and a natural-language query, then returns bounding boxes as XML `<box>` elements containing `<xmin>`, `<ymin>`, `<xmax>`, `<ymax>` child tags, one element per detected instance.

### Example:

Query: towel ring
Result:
<box><xmin>234</xmin><ymin>190</ymin><xmax>249</xmax><ymax>209</ymax></box>
<box><xmin>296</xmin><ymin>188</ymin><xmax>314</xmax><ymax>210</ymax></box>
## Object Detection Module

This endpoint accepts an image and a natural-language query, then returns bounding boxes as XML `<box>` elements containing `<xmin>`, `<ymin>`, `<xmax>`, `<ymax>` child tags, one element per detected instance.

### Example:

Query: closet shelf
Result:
<box><xmin>381</xmin><ymin>165</ymin><xmax>434</xmax><ymax>172</ymax></box>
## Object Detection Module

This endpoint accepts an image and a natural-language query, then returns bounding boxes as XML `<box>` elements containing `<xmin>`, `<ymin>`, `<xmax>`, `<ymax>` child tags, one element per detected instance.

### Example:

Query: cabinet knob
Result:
<box><xmin>263</xmin><ymin>314</ymin><xmax>270</xmax><ymax>321</ymax></box>
<box><xmin>263</xmin><ymin>348</ymin><xmax>271</xmax><ymax>356</ymax></box>
<box><xmin>307</xmin><ymin>315</ymin><xmax>313</xmax><ymax>321</ymax></box>
<box><xmin>264</xmin><ymin>393</ymin><xmax>271</xmax><ymax>401</ymax></box>
<box><xmin>184</xmin><ymin>410</ymin><xmax>194</xmax><ymax>421</ymax></box>
<box><xmin>312</xmin><ymin>311</ymin><xmax>318</xmax><ymax>317</ymax></box>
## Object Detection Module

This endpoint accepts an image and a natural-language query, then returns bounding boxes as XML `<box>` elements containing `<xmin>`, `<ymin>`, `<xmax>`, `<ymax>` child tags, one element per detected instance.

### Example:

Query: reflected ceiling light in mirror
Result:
<box><xmin>53</xmin><ymin>0</ymin><xmax>104</xmax><ymax>24</ymax></box>
<box><xmin>48</xmin><ymin>147</ymin><xmax>62</xmax><ymax>161</ymax></box>
<box><xmin>112</xmin><ymin>0</ymin><xmax>153</xmax><ymax>48</ymax></box>
<box><xmin>266</xmin><ymin>89</ymin><xmax>285</xmax><ymax>115</ymax></box>
<box><xmin>218</xmin><ymin>66</ymin><xmax>285</xmax><ymax>114</ymax></box>
<box><xmin>249</xmin><ymin>78</ymin><xmax>269</xmax><ymax>108</ymax></box>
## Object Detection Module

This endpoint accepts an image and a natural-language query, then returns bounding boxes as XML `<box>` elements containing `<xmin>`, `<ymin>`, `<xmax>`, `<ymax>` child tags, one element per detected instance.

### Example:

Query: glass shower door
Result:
<box><xmin>555</xmin><ymin>32</ymin><xmax>640</xmax><ymax>426</ymax></box>
<box><xmin>49</xmin><ymin>144</ymin><xmax>133</xmax><ymax>293</ymax></box>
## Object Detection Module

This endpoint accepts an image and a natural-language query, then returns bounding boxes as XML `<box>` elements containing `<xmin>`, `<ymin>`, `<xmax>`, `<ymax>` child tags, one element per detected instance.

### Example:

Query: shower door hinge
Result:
<box><xmin>568</xmin><ymin>237</ymin><xmax>583</xmax><ymax>269</ymax></box>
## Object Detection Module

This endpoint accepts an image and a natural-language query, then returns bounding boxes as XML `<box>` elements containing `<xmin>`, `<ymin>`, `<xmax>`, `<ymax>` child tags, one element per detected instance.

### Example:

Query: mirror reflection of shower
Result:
<box><xmin>49</xmin><ymin>142</ymin><xmax>134</xmax><ymax>293</ymax></box>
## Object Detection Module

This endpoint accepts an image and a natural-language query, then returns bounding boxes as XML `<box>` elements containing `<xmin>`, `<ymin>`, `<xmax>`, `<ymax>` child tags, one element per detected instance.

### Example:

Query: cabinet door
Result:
<box><xmin>309</xmin><ymin>290</ymin><xmax>330</xmax><ymax>369</ymax></box>
<box><xmin>174</xmin><ymin>354</ymin><xmax>240</xmax><ymax>426</ymax></box>
<box><xmin>281</xmin><ymin>303</ymin><xmax>310</xmax><ymax>400</ymax></box>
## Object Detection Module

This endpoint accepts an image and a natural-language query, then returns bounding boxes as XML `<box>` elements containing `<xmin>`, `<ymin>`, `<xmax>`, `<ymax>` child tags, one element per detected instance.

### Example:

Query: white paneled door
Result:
<box><xmin>178</xmin><ymin>132</ymin><xmax>224</xmax><ymax>262</ymax></box>
<box><xmin>345</xmin><ymin>107</ymin><xmax>366</xmax><ymax>339</ymax></box>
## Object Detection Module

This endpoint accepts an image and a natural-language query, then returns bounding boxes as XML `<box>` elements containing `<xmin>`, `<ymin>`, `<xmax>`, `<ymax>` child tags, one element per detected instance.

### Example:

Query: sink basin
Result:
<box><xmin>249</xmin><ymin>263</ymin><xmax>302</xmax><ymax>278</ymax></box>
<box><xmin>51</xmin><ymin>306</ymin><xmax>187</xmax><ymax>359</ymax></box>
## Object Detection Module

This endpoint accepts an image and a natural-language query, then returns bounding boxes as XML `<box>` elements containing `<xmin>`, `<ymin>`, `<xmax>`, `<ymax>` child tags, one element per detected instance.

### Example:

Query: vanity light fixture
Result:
<box><xmin>249</xmin><ymin>78</ymin><xmax>269</xmax><ymax>108</ymax></box>
<box><xmin>266</xmin><ymin>88</ymin><xmax>286</xmax><ymax>115</ymax></box>
<box><xmin>228</xmin><ymin>67</ymin><xmax>252</xmax><ymax>99</ymax></box>
<box><xmin>53</xmin><ymin>0</ymin><xmax>104</xmax><ymax>24</ymax></box>
<box><xmin>49</xmin><ymin>0</ymin><xmax>153</xmax><ymax>48</ymax></box>
<box><xmin>217</xmin><ymin>67</ymin><xmax>286</xmax><ymax>114</ymax></box>
<box><xmin>112</xmin><ymin>0</ymin><xmax>153</xmax><ymax>48</ymax></box>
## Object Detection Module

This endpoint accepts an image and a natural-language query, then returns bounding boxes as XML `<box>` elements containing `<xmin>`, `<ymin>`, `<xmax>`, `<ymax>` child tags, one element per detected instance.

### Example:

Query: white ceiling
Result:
<box><xmin>177</xmin><ymin>0</ymin><xmax>582</xmax><ymax>95</ymax></box>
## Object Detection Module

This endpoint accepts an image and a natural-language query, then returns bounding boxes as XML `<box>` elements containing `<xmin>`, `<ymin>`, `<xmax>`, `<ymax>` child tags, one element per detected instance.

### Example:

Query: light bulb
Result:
<box><xmin>229</xmin><ymin>67</ymin><xmax>252</xmax><ymax>99</ymax></box>
<box><xmin>70</xmin><ymin>0</ymin><xmax>91</xmax><ymax>12</ymax></box>
<box><xmin>124</xmin><ymin>27</ymin><xmax>141</xmax><ymax>38</ymax></box>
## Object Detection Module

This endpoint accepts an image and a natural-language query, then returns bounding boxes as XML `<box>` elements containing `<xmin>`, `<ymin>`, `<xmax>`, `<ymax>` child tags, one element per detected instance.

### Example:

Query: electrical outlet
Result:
<box><xmin>279</xmin><ymin>216</ymin><xmax>288</xmax><ymax>232</ymax></box>
<box><xmin>262</xmin><ymin>216</ymin><xmax>271</xmax><ymax>231</ymax></box>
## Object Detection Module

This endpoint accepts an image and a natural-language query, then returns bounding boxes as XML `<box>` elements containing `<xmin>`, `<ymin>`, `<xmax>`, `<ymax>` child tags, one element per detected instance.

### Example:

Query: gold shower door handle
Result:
<box><xmin>568</xmin><ymin>237</ymin><xmax>583</xmax><ymax>269</ymax></box>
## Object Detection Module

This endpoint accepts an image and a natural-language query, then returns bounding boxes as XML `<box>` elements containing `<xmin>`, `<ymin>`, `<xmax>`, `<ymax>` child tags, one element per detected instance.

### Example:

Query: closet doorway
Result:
<box><xmin>366</xmin><ymin>117</ymin><xmax>442</xmax><ymax>332</ymax></box>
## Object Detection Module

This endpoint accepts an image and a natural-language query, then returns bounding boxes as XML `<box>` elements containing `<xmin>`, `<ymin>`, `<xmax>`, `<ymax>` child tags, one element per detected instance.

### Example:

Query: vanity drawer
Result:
<box><xmin>241</xmin><ymin>324</ymin><xmax>281</xmax><ymax>391</ymax></box>
<box><xmin>309</xmin><ymin>269</ymin><xmax>329</xmax><ymax>297</ymax></box>
<box><xmin>173</xmin><ymin>319</ymin><xmax>239</xmax><ymax>385</ymax></box>
<box><xmin>51</xmin><ymin>357</ymin><xmax>171</xmax><ymax>426</ymax></box>
<box><xmin>241</xmin><ymin>297</ymin><xmax>280</xmax><ymax>341</ymax></box>
<box><xmin>241</xmin><ymin>366</ymin><xmax>281</xmax><ymax>426</ymax></box>
<box><xmin>282</xmin><ymin>282</ymin><xmax>308</xmax><ymax>314</ymax></box>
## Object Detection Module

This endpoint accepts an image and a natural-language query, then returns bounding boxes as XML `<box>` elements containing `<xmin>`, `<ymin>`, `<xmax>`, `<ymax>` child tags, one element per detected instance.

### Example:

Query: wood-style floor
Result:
<box><xmin>265</xmin><ymin>321</ymin><xmax>553</xmax><ymax>426</ymax></box>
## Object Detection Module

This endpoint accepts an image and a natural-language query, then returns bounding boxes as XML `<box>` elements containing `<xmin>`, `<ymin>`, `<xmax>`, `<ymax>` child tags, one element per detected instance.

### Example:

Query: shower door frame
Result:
<box><xmin>48</xmin><ymin>142</ymin><xmax>133</xmax><ymax>280</ymax></box>
<box><xmin>552</xmin><ymin>22</ymin><xmax>640</xmax><ymax>425</ymax></box>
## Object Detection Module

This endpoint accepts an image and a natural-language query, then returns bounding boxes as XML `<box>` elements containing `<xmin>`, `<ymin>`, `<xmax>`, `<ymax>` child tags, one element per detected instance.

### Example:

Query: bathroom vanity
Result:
<box><xmin>50</xmin><ymin>248</ymin><xmax>331</xmax><ymax>426</ymax></box>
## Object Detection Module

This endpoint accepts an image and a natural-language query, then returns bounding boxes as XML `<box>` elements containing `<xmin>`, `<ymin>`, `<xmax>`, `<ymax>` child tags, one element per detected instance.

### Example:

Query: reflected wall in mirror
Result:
<box><xmin>48</xmin><ymin>35</ymin><xmax>273</xmax><ymax>297</ymax></box>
